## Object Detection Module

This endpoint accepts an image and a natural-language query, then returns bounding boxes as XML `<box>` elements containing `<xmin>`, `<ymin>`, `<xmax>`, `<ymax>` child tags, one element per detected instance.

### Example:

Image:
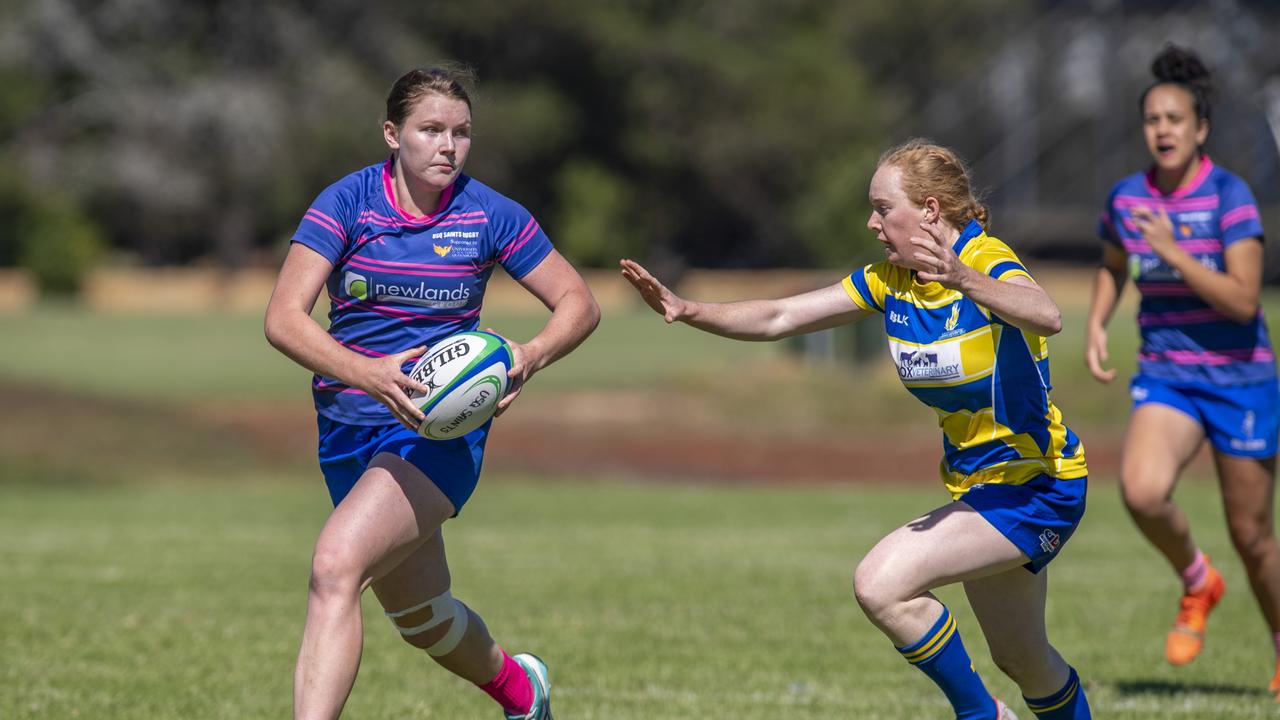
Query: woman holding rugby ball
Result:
<box><xmin>1087</xmin><ymin>44</ymin><xmax>1280</xmax><ymax>690</ymax></box>
<box><xmin>623</xmin><ymin>139</ymin><xmax>1090</xmax><ymax>719</ymax></box>
<box><xmin>265</xmin><ymin>65</ymin><xmax>598</xmax><ymax>720</ymax></box>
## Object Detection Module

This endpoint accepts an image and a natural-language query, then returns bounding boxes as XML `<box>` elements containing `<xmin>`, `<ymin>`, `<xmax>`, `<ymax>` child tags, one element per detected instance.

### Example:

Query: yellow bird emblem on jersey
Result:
<box><xmin>944</xmin><ymin>303</ymin><xmax>961</xmax><ymax>332</ymax></box>
<box><xmin>433</xmin><ymin>244</ymin><xmax>452</xmax><ymax>257</ymax></box>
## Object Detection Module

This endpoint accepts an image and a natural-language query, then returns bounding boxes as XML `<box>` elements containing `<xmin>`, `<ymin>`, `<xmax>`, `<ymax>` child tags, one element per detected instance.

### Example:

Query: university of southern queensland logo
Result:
<box><xmin>433</xmin><ymin>244</ymin><xmax>452</xmax><ymax>257</ymax></box>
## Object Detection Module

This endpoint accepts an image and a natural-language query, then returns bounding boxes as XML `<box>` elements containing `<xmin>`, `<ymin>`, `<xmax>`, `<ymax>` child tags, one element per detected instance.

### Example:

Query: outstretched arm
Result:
<box><xmin>620</xmin><ymin>258</ymin><xmax>870</xmax><ymax>341</ymax></box>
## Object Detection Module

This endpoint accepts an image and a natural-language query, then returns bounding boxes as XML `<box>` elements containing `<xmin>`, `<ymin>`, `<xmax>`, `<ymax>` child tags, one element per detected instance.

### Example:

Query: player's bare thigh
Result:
<box><xmin>856</xmin><ymin>500</ymin><xmax>1029</xmax><ymax>600</ymax></box>
<box><xmin>313</xmin><ymin>453</ymin><xmax>457</xmax><ymax>588</ymax></box>
<box><xmin>1121</xmin><ymin>403</ymin><xmax>1205</xmax><ymax>504</ymax></box>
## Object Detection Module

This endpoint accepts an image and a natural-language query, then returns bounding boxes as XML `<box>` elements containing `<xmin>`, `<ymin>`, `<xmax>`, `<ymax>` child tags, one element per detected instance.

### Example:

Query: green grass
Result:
<box><xmin>5</xmin><ymin>280</ymin><xmax>1280</xmax><ymax>717</ymax></box>
<box><xmin>3</xmin><ymin>475</ymin><xmax>1278</xmax><ymax>719</ymax></box>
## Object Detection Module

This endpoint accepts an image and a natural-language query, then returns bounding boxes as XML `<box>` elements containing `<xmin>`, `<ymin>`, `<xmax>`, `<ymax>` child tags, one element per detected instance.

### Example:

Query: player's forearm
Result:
<box><xmin>682</xmin><ymin>298</ymin><xmax>792</xmax><ymax>341</ymax></box>
<box><xmin>522</xmin><ymin>286</ymin><xmax>601</xmax><ymax>373</ymax></box>
<box><xmin>1163</xmin><ymin>251</ymin><xmax>1259</xmax><ymax>323</ymax></box>
<box><xmin>960</xmin><ymin>271</ymin><xmax>1062</xmax><ymax>337</ymax></box>
<box><xmin>1086</xmin><ymin>266</ymin><xmax>1126</xmax><ymax>332</ymax></box>
<box><xmin>265</xmin><ymin>309</ymin><xmax>369</xmax><ymax>387</ymax></box>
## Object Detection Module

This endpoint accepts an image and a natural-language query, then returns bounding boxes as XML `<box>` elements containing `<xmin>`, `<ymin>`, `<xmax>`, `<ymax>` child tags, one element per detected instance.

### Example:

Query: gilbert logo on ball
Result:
<box><xmin>408</xmin><ymin>331</ymin><xmax>512</xmax><ymax>440</ymax></box>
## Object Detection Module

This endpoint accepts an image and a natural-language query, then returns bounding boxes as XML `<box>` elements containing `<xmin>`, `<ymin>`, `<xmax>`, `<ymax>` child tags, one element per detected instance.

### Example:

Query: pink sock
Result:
<box><xmin>1180</xmin><ymin>550</ymin><xmax>1209</xmax><ymax>592</ymax></box>
<box><xmin>478</xmin><ymin>650</ymin><xmax>533</xmax><ymax>716</ymax></box>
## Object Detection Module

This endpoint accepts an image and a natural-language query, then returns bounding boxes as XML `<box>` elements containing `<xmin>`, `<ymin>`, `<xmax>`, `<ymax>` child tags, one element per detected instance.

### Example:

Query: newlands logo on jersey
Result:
<box><xmin>342</xmin><ymin>270</ymin><xmax>473</xmax><ymax>309</ymax></box>
<box><xmin>344</xmin><ymin>271</ymin><xmax>369</xmax><ymax>300</ymax></box>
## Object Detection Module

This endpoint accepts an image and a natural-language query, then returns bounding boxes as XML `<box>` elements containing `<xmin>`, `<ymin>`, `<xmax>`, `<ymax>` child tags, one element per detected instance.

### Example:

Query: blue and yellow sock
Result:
<box><xmin>1023</xmin><ymin>666</ymin><xmax>1091</xmax><ymax>719</ymax></box>
<box><xmin>897</xmin><ymin>606</ymin><xmax>995</xmax><ymax>720</ymax></box>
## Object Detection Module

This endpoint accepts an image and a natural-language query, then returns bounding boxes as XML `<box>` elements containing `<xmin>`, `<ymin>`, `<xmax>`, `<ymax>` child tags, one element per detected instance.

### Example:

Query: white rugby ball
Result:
<box><xmin>407</xmin><ymin>331</ymin><xmax>512</xmax><ymax>440</ymax></box>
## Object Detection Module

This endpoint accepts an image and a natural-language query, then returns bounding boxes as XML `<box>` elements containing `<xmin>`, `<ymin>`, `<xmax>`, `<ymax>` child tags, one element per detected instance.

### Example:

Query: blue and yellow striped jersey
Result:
<box><xmin>842</xmin><ymin>220</ymin><xmax>1087</xmax><ymax>498</ymax></box>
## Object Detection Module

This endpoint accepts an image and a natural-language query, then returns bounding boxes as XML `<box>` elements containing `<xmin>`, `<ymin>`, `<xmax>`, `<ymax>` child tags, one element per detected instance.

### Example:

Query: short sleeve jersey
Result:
<box><xmin>291</xmin><ymin>158</ymin><xmax>553</xmax><ymax>425</ymax></box>
<box><xmin>1098</xmin><ymin>157</ymin><xmax>1273</xmax><ymax>385</ymax></box>
<box><xmin>842</xmin><ymin>220</ymin><xmax>1088</xmax><ymax>498</ymax></box>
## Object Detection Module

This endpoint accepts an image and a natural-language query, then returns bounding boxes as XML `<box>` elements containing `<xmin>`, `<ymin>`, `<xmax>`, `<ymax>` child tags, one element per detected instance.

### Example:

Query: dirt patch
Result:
<box><xmin>4</xmin><ymin>379</ymin><xmax>1209</xmax><ymax>487</ymax></box>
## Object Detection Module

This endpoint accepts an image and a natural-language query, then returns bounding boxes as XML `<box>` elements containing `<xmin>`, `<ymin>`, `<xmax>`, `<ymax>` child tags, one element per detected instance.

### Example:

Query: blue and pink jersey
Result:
<box><xmin>292</xmin><ymin>158</ymin><xmax>553</xmax><ymax>425</ymax></box>
<box><xmin>1098</xmin><ymin>156</ymin><xmax>1273</xmax><ymax>385</ymax></box>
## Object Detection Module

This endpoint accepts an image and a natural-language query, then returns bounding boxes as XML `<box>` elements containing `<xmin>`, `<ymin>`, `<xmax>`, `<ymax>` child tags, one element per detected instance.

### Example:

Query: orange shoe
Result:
<box><xmin>1268</xmin><ymin>659</ymin><xmax>1280</xmax><ymax>696</ymax></box>
<box><xmin>1164</xmin><ymin>564</ymin><xmax>1225</xmax><ymax>666</ymax></box>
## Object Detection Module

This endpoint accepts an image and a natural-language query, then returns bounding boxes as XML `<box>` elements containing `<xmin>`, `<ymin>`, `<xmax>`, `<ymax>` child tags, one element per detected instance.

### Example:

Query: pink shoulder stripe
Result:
<box><xmin>1221</xmin><ymin>205</ymin><xmax>1260</xmax><ymax>229</ymax></box>
<box><xmin>304</xmin><ymin>210</ymin><xmax>346</xmax><ymax>240</ymax></box>
<box><xmin>499</xmin><ymin>218</ymin><xmax>540</xmax><ymax>262</ymax></box>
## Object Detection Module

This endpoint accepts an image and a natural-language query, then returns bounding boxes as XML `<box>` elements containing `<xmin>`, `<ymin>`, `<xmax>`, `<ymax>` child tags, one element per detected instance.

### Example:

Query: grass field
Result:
<box><xmin>3</xmin><ymin>474</ymin><xmax>1278</xmax><ymax>719</ymax></box>
<box><xmin>5</xmin><ymin>280</ymin><xmax>1280</xmax><ymax>718</ymax></box>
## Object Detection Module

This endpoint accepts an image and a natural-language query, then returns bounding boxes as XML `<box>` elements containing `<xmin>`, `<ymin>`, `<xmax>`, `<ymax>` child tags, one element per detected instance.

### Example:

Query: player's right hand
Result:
<box><xmin>355</xmin><ymin>345</ymin><xmax>431</xmax><ymax>430</ymax></box>
<box><xmin>620</xmin><ymin>258</ymin><xmax>689</xmax><ymax>324</ymax></box>
<box><xmin>1084</xmin><ymin>327</ymin><xmax>1117</xmax><ymax>384</ymax></box>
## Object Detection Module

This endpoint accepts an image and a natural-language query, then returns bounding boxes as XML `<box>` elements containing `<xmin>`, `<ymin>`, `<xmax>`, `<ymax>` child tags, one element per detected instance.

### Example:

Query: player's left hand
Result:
<box><xmin>486</xmin><ymin>328</ymin><xmax>532</xmax><ymax>416</ymax></box>
<box><xmin>1131</xmin><ymin>205</ymin><xmax>1177</xmax><ymax>259</ymax></box>
<box><xmin>912</xmin><ymin>221</ymin><xmax>974</xmax><ymax>290</ymax></box>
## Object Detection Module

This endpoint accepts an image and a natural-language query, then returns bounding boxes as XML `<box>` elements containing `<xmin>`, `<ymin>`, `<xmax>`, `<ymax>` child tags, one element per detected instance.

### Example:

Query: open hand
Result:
<box><xmin>485</xmin><ymin>328</ymin><xmax>532</xmax><ymax>416</ymax></box>
<box><xmin>912</xmin><ymin>221</ymin><xmax>973</xmax><ymax>290</ymax></box>
<box><xmin>356</xmin><ymin>345</ymin><xmax>430</xmax><ymax>430</ymax></box>
<box><xmin>1130</xmin><ymin>205</ymin><xmax>1177</xmax><ymax>259</ymax></box>
<box><xmin>620</xmin><ymin>258</ymin><xmax>689</xmax><ymax>323</ymax></box>
<box><xmin>1084</xmin><ymin>326</ymin><xmax>1117</xmax><ymax>383</ymax></box>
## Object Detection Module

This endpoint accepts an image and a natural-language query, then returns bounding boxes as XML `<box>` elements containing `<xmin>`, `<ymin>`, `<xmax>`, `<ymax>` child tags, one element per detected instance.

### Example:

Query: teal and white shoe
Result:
<box><xmin>504</xmin><ymin>653</ymin><xmax>552</xmax><ymax>720</ymax></box>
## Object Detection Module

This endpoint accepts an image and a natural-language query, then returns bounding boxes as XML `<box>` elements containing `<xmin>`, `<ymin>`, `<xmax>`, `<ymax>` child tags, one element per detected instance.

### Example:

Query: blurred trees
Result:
<box><xmin>1</xmin><ymin>0</ymin><xmax>1039</xmax><ymax>276</ymax></box>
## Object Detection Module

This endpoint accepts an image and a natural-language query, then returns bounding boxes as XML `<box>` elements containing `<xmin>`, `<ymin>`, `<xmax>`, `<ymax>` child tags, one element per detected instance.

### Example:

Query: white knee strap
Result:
<box><xmin>385</xmin><ymin>590</ymin><xmax>470</xmax><ymax>656</ymax></box>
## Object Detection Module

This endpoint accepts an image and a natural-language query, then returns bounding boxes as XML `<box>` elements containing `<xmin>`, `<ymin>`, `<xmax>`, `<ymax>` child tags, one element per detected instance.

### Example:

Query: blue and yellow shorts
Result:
<box><xmin>960</xmin><ymin>474</ymin><xmax>1087</xmax><ymax>573</ymax></box>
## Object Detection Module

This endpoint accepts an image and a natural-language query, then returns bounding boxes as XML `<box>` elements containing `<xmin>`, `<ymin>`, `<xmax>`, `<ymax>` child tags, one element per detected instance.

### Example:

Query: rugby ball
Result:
<box><xmin>407</xmin><ymin>331</ymin><xmax>512</xmax><ymax>440</ymax></box>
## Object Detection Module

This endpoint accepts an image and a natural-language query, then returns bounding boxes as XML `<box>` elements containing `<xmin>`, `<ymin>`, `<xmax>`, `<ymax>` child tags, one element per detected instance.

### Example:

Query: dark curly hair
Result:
<box><xmin>1139</xmin><ymin>44</ymin><xmax>1212</xmax><ymax>125</ymax></box>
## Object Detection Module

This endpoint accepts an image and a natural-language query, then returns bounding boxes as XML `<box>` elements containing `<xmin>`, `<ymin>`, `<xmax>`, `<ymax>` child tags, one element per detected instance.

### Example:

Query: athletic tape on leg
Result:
<box><xmin>384</xmin><ymin>590</ymin><xmax>469</xmax><ymax>656</ymax></box>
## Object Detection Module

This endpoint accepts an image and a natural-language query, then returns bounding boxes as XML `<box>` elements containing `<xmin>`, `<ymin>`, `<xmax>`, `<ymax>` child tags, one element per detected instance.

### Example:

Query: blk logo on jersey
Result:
<box><xmin>889</xmin><ymin>311</ymin><xmax>910</xmax><ymax>326</ymax></box>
